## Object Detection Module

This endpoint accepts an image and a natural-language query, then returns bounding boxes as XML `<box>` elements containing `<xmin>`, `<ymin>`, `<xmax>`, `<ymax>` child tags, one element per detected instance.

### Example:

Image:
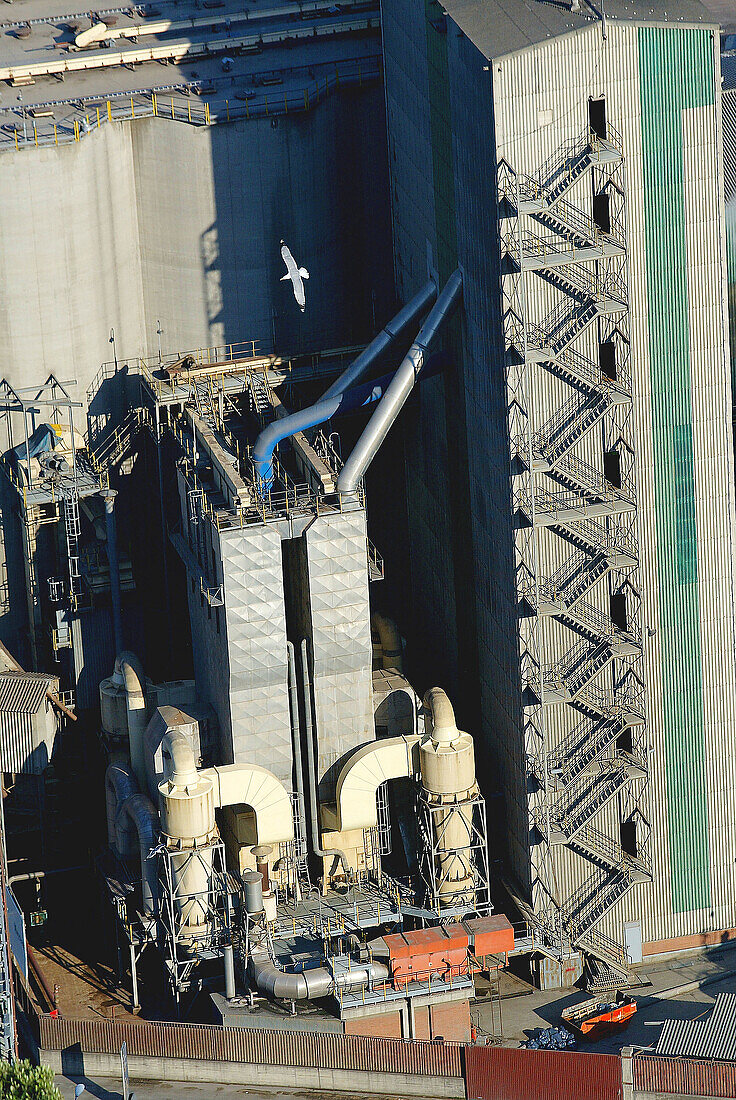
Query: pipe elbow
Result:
<box><xmin>162</xmin><ymin>729</ymin><xmax>199</xmax><ymax>788</ymax></box>
<box><xmin>114</xmin><ymin>651</ymin><xmax>146</xmax><ymax>704</ymax></box>
<box><xmin>250</xmin><ymin>954</ymin><xmax>332</xmax><ymax>1001</ymax></box>
<box><xmin>423</xmin><ymin>687</ymin><xmax>459</xmax><ymax>744</ymax></box>
<box><xmin>371</xmin><ymin>613</ymin><xmax>403</xmax><ymax>672</ymax></box>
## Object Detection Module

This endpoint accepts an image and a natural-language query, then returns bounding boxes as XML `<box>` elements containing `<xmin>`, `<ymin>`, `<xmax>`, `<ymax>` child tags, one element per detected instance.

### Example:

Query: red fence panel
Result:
<box><xmin>633</xmin><ymin>1054</ymin><xmax>736</xmax><ymax>1097</ymax></box>
<box><xmin>465</xmin><ymin>1045</ymin><xmax>622</xmax><ymax>1100</ymax></box>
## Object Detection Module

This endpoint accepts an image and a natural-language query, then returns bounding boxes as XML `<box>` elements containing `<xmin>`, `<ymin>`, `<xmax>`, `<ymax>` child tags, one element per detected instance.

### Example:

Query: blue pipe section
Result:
<box><xmin>252</xmin><ymin>281</ymin><xmax>437</xmax><ymax>489</ymax></box>
<box><xmin>253</xmin><ymin>352</ymin><xmax>449</xmax><ymax>489</ymax></box>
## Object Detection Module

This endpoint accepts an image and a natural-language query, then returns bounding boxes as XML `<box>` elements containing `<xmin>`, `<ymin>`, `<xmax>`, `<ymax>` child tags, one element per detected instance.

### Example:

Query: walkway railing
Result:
<box><xmin>0</xmin><ymin>55</ymin><xmax>382</xmax><ymax>152</ymax></box>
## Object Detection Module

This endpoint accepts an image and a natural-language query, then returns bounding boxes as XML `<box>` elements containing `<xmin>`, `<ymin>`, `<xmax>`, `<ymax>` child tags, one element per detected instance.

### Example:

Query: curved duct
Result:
<box><xmin>252</xmin><ymin>282</ymin><xmax>437</xmax><ymax>488</ymax></box>
<box><xmin>337</xmin><ymin>270</ymin><xmax>463</xmax><ymax>494</ymax></box>
<box><xmin>423</xmin><ymin>686</ymin><xmax>462</xmax><ymax>744</ymax></box>
<box><xmin>158</xmin><ymin>732</ymin><xmax>294</xmax><ymax>941</ymax></box>
<box><xmin>250</xmin><ymin>950</ymin><xmax>389</xmax><ymax>1001</ymax></box>
<box><xmin>201</xmin><ymin>763</ymin><xmax>295</xmax><ymax>845</ymax></box>
<box><xmin>371</xmin><ymin>613</ymin><xmax>403</xmax><ymax>673</ymax></box>
<box><xmin>117</xmin><ymin>792</ymin><xmax>160</xmax><ymax>916</ymax></box>
<box><xmin>334</xmin><ymin>735</ymin><xmax>418</xmax><ymax>832</ymax></box>
<box><xmin>104</xmin><ymin>762</ymin><xmax>138</xmax><ymax>848</ymax></box>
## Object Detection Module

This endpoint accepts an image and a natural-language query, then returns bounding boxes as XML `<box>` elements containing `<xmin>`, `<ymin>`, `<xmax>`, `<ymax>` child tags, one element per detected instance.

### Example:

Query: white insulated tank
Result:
<box><xmin>158</xmin><ymin>734</ymin><xmax>218</xmax><ymax>946</ymax></box>
<box><xmin>419</xmin><ymin>687</ymin><xmax>478</xmax><ymax>908</ymax></box>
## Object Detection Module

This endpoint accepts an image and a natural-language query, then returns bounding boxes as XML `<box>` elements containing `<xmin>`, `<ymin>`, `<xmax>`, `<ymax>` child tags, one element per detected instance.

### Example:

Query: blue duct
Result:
<box><xmin>252</xmin><ymin>282</ymin><xmax>437</xmax><ymax>489</ymax></box>
<box><xmin>253</xmin><ymin>353</ymin><xmax>449</xmax><ymax>491</ymax></box>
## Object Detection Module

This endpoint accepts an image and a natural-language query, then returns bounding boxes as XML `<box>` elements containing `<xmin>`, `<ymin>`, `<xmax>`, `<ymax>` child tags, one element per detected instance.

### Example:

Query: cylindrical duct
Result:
<box><xmin>224</xmin><ymin>944</ymin><xmax>236</xmax><ymax>1001</ymax></box>
<box><xmin>243</xmin><ymin>871</ymin><xmax>264</xmax><ymax>915</ymax></box>
<box><xmin>159</xmin><ymin>732</ymin><xmax>217</xmax><ymax>943</ymax></box>
<box><xmin>419</xmin><ymin>688</ymin><xmax>478</xmax><ymax>908</ymax></box>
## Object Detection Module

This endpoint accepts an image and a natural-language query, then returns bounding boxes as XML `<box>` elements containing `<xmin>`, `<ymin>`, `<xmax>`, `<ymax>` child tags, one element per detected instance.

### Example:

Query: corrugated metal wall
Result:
<box><xmin>35</xmin><ymin>1012</ymin><xmax>463</xmax><ymax>1077</ymax></box>
<box><xmin>465</xmin><ymin>1046</ymin><xmax>622</xmax><ymax>1100</ymax></box>
<box><xmin>633</xmin><ymin>1053</ymin><xmax>736</xmax><ymax>1097</ymax></box>
<box><xmin>489</xmin><ymin>19</ymin><xmax>736</xmax><ymax>948</ymax></box>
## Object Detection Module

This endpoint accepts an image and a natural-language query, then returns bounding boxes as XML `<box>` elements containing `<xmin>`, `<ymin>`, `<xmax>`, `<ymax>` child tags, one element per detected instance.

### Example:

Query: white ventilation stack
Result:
<box><xmin>419</xmin><ymin>688</ymin><xmax>478</xmax><ymax>909</ymax></box>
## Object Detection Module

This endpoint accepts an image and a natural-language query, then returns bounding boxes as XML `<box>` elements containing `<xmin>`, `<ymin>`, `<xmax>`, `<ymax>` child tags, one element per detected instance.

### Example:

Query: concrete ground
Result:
<box><xmin>55</xmin><ymin>1081</ymin><xmax>386</xmax><ymax>1100</ymax></box>
<box><xmin>473</xmin><ymin>940</ymin><xmax>736</xmax><ymax>1056</ymax></box>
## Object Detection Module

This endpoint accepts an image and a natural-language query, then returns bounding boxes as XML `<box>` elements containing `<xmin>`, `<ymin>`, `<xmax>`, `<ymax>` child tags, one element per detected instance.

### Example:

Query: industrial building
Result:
<box><xmin>0</xmin><ymin>0</ymin><xmax>734</xmax><ymax>1063</ymax></box>
<box><xmin>381</xmin><ymin>0</ymin><xmax>736</xmax><ymax>984</ymax></box>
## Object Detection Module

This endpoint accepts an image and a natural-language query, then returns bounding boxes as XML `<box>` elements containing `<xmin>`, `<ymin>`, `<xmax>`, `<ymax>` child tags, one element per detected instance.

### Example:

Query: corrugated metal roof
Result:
<box><xmin>657</xmin><ymin>994</ymin><xmax>736</xmax><ymax>1062</ymax></box>
<box><xmin>440</xmin><ymin>0</ymin><xmax>715</xmax><ymax>61</ymax></box>
<box><xmin>0</xmin><ymin>672</ymin><xmax>55</xmax><ymax>714</ymax></box>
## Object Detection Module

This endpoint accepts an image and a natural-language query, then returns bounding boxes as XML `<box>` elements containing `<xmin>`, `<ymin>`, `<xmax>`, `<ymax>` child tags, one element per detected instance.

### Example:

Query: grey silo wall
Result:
<box><xmin>0</xmin><ymin>85</ymin><xmax>392</xmax><ymax>405</ymax></box>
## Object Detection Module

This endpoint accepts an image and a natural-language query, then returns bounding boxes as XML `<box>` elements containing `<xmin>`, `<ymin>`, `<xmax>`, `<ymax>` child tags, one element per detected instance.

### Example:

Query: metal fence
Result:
<box><xmin>0</xmin><ymin>56</ymin><xmax>381</xmax><ymax>152</ymax></box>
<box><xmin>30</xmin><ymin>1010</ymin><xmax>463</xmax><ymax>1078</ymax></box>
<box><xmin>632</xmin><ymin>1053</ymin><xmax>736</xmax><ymax>1097</ymax></box>
<box><xmin>465</xmin><ymin>1046</ymin><xmax>623</xmax><ymax>1100</ymax></box>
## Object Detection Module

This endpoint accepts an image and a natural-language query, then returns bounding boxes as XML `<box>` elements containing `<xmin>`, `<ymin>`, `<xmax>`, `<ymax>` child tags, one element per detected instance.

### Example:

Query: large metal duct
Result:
<box><xmin>249</xmin><ymin>949</ymin><xmax>388</xmax><ymax>1001</ymax></box>
<box><xmin>158</xmin><ymin>731</ymin><xmax>294</xmax><ymax>940</ymax></box>
<box><xmin>104</xmin><ymin>762</ymin><xmax>137</xmax><ymax>848</ymax></box>
<box><xmin>333</xmin><ymin>735</ymin><xmax>418</xmax><ymax>832</ymax></box>
<box><xmin>116</xmin><ymin>792</ymin><xmax>160</xmax><ymax>916</ymax></box>
<box><xmin>252</xmin><ymin>282</ymin><xmax>437</xmax><ymax>488</ymax></box>
<box><xmin>337</xmin><ymin>270</ymin><xmax>463</xmax><ymax>494</ymax></box>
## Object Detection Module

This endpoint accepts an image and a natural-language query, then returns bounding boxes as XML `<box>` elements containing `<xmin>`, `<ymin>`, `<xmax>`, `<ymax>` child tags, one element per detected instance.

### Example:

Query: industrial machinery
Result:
<box><xmin>86</xmin><ymin>299</ymin><xmax>499</xmax><ymax>1037</ymax></box>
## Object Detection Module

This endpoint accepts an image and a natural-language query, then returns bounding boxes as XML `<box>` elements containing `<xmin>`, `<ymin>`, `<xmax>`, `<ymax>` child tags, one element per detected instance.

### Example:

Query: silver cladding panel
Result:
<box><xmin>305</xmin><ymin>510</ymin><xmax>374</xmax><ymax>795</ymax></box>
<box><xmin>221</xmin><ymin>524</ymin><xmax>292</xmax><ymax>785</ymax></box>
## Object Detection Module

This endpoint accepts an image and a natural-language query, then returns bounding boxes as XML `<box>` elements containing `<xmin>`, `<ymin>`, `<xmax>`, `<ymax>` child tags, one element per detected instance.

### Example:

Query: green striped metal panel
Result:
<box><xmin>638</xmin><ymin>26</ymin><xmax>714</xmax><ymax>913</ymax></box>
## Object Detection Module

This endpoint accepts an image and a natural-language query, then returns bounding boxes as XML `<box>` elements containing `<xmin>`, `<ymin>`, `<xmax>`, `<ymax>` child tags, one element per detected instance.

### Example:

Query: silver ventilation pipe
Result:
<box><xmin>337</xmin><ymin>270</ymin><xmax>463</xmax><ymax>494</ymax></box>
<box><xmin>249</xmin><ymin>951</ymin><xmax>388</xmax><ymax>1001</ymax></box>
<box><xmin>321</xmin><ymin>281</ymin><xmax>437</xmax><ymax>400</ymax></box>
<box><xmin>300</xmin><ymin>638</ymin><xmax>350</xmax><ymax>881</ymax></box>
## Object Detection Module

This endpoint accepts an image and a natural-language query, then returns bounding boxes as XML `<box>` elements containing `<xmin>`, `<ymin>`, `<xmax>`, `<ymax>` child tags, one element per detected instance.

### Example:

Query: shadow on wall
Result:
<box><xmin>205</xmin><ymin>84</ymin><xmax>394</xmax><ymax>357</ymax></box>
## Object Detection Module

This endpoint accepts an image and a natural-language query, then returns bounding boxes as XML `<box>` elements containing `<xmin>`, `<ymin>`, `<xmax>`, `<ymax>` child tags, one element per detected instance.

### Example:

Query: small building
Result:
<box><xmin>0</xmin><ymin>671</ymin><xmax>60</xmax><ymax>774</ymax></box>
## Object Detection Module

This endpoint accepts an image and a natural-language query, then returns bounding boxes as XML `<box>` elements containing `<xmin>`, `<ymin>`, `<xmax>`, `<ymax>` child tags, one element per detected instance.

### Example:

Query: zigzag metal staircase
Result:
<box><xmin>501</xmin><ymin>122</ymin><xmax>651</xmax><ymax>986</ymax></box>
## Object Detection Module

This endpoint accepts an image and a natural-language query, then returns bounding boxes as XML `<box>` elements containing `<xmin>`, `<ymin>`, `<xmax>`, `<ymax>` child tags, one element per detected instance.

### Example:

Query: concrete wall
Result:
<box><xmin>39</xmin><ymin>1049</ymin><xmax>465</xmax><ymax>1098</ymax></box>
<box><xmin>0</xmin><ymin>86</ymin><xmax>393</xmax><ymax>405</ymax></box>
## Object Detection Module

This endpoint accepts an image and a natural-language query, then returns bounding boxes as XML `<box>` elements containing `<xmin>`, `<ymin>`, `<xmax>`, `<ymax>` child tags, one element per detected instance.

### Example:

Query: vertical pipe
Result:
<box><xmin>287</xmin><ymin>641</ymin><xmax>306</xmax><ymax>839</ymax></box>
<box><xmin>129</xmin><ymin>942</ymin><xmax>139</xmax><ymax>1011</ymax></box>
<box><xmin>101</xmin><ymin>489</ymin><xmax>124</xmax><ymax>656</ymax></box>
<box><xmin>224</xmin><ymin>943</ymin><xmax>236</xmax><ymax>1000</ymax></box>
<box><xmin>300</xmin><ymin>639</ymin><xmax>350</xmax><ymax>882</ymax></box>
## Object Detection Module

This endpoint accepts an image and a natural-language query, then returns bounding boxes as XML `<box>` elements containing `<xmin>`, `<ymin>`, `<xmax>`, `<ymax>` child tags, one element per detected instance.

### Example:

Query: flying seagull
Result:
<box><xmin>280</xmin><ymin>240</ymin><xmax>309</xmax><ymax>312</ymax></box>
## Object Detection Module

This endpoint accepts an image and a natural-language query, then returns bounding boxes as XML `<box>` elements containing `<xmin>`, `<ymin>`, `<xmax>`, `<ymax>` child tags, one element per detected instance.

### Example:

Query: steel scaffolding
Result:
<box><xmin>499</xmin><ymin>121</ymin><xmax>651</xmax><ymax>987</ymax></box>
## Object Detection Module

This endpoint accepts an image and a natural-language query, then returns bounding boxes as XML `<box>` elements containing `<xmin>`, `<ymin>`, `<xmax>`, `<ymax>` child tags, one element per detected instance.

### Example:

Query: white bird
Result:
<box><xmin>280</xmin><ymin>240</ymin><xmax>309</xmax><ymax>312</ymax></box>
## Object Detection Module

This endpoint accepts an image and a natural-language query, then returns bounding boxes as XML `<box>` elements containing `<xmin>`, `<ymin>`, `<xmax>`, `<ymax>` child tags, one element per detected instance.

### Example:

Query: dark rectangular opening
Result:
<box><xmin>617</xmin><ymin>726</ymin><xmax>634</xmax><ymax>755</ymax></box>
<box><xmin>593</xmin><ymin>192</ymin><xmax>611</xmax><ymax>234</ymax></box>
<box><xmin>589</xmin><ymin>96</ymin><xmax>607</xmax><ymax>140</ymax></box>
<box><xmin>603</xmin><ymin>449</ymin><xmax>621</xmax><ymax>488</ymax></box>
<box><xmin>599</xmin><ymin>341</ymin><xmax>616</xmax><ymax>381</ymax></box>
<box><xmin>610</xmin><ymin>592</ymin><xmax>627</xmax><ymax>631</ymax></box>
<box><xmin>620</xmin><ymin>819</ymin><xmax>637</xmax><ymax>858</ymax></box>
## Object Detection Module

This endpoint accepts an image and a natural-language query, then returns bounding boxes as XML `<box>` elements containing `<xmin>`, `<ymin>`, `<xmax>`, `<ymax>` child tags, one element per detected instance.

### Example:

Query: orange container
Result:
<box><xmin>462</xmin><ymin>914</ymin><xmax>515</xmax><ymax>956</ymax></box>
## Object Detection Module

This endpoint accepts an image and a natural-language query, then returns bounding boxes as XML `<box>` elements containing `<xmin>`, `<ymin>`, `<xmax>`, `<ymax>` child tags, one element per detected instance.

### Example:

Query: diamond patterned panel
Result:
<box><xmin>305</xmin><ymin>511</ymin><xmax>374</xmax><ymax>796</ymax></box>
<box><xmin>221</xmin><ymin>525</ymin><xmax>292</xmax><ymax>784</ymax></box>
